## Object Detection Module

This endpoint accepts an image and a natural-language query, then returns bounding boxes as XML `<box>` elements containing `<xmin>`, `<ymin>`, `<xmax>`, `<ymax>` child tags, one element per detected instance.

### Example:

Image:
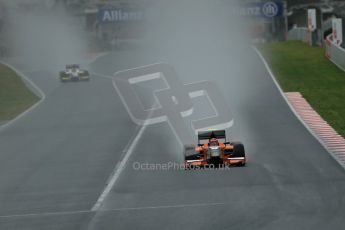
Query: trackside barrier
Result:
<box><xmin>288</xmin><ymin>27</ymin><xmax>323</xmax><ymax>46</ymax></box>
<box><xmin>325</xmin><ymin>34</ymin><xmax>345</xmax><ymax>72</ymax></box>
<box><xmin>287</xmin><ymin>27</ymin><xmax>308</xmax><ymax>42</ymax></box>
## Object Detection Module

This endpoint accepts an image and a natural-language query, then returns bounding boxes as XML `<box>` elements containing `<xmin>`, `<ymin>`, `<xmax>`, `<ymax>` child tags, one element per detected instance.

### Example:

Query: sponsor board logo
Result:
<box><xmin>99</xmin><ymin>9</ymin><xmax>144</xmax><ymax>23</ymax></box>
<box><xmin>233</xmin><ymin>1</ymin><xmax>283</xmax><ymax>18</ymax></box>
<box><xmin>262</xmin><ymin>2</ymin><xmax>279</xmax><ymax>18</ymax></box>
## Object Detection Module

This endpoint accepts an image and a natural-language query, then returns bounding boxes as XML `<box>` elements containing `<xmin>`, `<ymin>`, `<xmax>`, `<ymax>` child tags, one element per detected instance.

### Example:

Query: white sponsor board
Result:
<box><xmin>332</xmin><ymin>18</ymin><xmax>343</xmax><ymax>46</ymax></box>
<box><xmin>308</xmin><ymin>9</ymin><xmax>317</xmax><ymax>32</ymax></box>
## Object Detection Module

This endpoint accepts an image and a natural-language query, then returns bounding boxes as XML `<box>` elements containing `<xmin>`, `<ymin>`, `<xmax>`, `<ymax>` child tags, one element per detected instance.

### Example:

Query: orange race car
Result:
<box><xmin>184</xmin><ymin>130</ymin><xmax>246</xmax><ymax>168</ymax></box>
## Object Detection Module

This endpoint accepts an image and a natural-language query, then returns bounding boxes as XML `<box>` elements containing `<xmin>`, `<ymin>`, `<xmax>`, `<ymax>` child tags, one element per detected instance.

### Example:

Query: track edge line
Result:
<box><xmin>252</xmin><ymin>46</ymin><xmax>345</xmax><ymax>170</ymax></box>
<box><xmin>0</xmin><ymin>60</ymin><xmax>46</xmax><ymax>132</ymax></box>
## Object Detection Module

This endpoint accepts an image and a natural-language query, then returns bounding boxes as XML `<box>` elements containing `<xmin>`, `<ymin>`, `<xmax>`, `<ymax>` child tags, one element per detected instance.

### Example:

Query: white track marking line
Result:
<box><xmin>88</xmin><ymin>57</ymin><xmax>147</xmax><ymax>211</ymax></box>
<box><xmin>253</xmin><ymin>47</ymin><xmax>345</xmax><ymax>170</ymax></box>
<box><xmin>0</xmin><ymin>61</ymin><xmax>46</xmax><ymax>132</ymax></box>
<box><xmin>102</xmin><ymin>202</ymin><xmax>226</xmax><ymax>212</ymax></box>
<box><xmin>91</xmin><ymin>72</ymin><xmax>153</xmax><ymax>211</ymax></box>
<box><xmin>0</xmin><ymin>202</ymin><xmax>227</xmax><ymax>219</ymax></box>
<box><xmin>0</xmin><ymin>210</ymin><xmax>90</xmax><ymax>219</ymax></box>
<box><xmin>91</xmin><ymin>124</ymin><xmax>146</xmax><ymax>211</ymax></box>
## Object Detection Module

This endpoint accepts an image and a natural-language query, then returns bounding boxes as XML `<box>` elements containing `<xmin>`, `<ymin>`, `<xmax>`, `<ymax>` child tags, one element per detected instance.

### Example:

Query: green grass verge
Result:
<box><xmin>257</xmin><ymin>41</ymin><xmax>345</xmax><ymax>138</ymax></box>
<box><xmin>0</xmin><ymin>63</ymin><xmax>39</xmax><ymax>122</ymax></box>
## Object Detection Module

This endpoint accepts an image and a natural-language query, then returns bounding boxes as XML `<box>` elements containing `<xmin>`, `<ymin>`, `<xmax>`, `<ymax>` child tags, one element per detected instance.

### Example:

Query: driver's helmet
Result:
<box><xmin>209</xmin><ymin>138</ymin><xmax>219</xmax><ymax>146</ymax></box>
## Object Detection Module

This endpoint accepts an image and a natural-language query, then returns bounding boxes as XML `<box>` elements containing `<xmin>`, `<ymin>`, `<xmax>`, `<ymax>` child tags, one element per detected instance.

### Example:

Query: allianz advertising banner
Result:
<box><xmin>233</xmin><ymin>1</ymin><xmax>283</xmax><ymax>18</ymax></box>
<box><xmin>98</xmin><ymin>9</ymin><xmax>144</xmax><ymax>23</ymax></box>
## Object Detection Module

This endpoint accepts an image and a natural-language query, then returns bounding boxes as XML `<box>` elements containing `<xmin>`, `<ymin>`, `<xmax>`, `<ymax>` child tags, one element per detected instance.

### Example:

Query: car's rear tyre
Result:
<box><xmin>183</xmin><ymin>144</ymin><xmax>195</xmax><ymax>159</ymax></box>
<box><xmin>231</xmin><ymin>142</ymin><xmax>246</xmax><ymax>166</ymax></box>
<box><xmin>184</xmin><ymin>144</ymin><xmax>196</xmax><ymax>170</ymax></box>
<box><xmin>59</xmin><ymin>71</ymin><xmax>69</xmax><ymax>82</ymax></box>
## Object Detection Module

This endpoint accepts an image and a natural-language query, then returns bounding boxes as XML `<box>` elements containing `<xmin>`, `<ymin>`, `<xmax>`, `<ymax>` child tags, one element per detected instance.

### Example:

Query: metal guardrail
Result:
<box><xmin>326</xmin><ymin>34</ymin><xmax>345</xmax><ymax>72</ymax></box>
<box><xmin>287</xmin><ymin>27</ymin><xmax>323</xmax><ymax>45</ymax></box>
<box><xmin>287</xmin><ymin>27</ymin><xmax>308</xmax><ymax>42</ymax></box>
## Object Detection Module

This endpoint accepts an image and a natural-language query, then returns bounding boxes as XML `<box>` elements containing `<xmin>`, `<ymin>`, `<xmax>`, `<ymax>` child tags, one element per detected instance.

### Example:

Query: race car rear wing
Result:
<box><xmin>66</xmin><ymin>64</ymin><xmax>79</xmax><ymax>69</ymax></box>
<box><xmin>197</xmin><ymin>130</ymin><xmax>226</xmax><ymax>143</ymax></box>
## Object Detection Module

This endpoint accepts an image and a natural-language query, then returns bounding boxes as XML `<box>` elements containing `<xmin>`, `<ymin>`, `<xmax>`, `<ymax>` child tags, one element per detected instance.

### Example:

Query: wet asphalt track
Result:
<box><xmin>1</xmin><ymin>47</ymin><xmax>345</xmax><ymax>230</ymax></box>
